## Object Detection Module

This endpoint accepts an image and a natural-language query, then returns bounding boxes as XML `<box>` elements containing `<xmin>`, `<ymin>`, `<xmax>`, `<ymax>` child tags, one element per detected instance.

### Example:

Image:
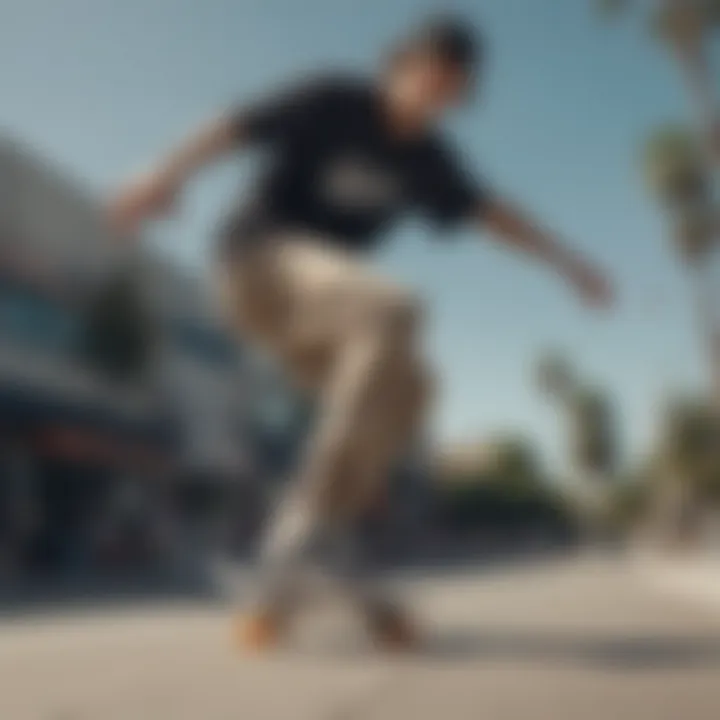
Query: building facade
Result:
<box><xmin>0</xmin><ymin>136</ymin><xmax>260</xmax><ymax>579</ymax></box>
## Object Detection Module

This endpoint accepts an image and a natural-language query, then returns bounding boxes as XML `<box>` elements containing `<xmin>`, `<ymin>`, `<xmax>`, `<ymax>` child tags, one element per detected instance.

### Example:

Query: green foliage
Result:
<box><xmin>536</xmin><ymin>356</ymin><xmax>618</xmax><ymax>477</ymax></box>
<box><xmin>652</xmin><ymin>2</ymin><xmax>706</xmax><ymax>48</ymax></box>
<box><xmin>492</xmin><ymin>436</ymin><xmax>542</xmax><ymax>486</ymax></box>
<box><xmin>435</xmin><ymin>435</ymin><xmax>577</xmax><ymax>537</ymax></box>
<box><xmin>461</xmin><ymin>435</ymin><xmax>545</xmax><ymax>489</ymax></box>
<box><xmin>660</xmin><ymin>398</ymin><xmax>720</xmax><ymax>495</ymax></box>
<box><xmin>570</xmin><ymin>387</ymin><xmax>618</xmax><ymax>476</ymax></box>
<box><xmin>643</xmin><ymin>125</ymin><xmax>708</xmax><ymax>208</ymax></box>
<box><xmin>606</xmin><ymin>476</ymin><xmax>652</xmax><ymax>530</ymax></box>
<box><xmin>80</xmin><ymin>271</ymin><xmax>156</xmax><ymax>382</ymax></box>
<box><xmin>596</xmin><ymin>0</ymin><xmax>720</xmax><ymax>526</ymax></box>
<box><xmin>673</xmin><ymin>204</ymin><xmax>718</xmax><ymax>263</ymax></box>
<box><xmin>642</xmin><ymin>126</ymin><xmax>718</xmax><ymax>262</ymax></box>
<box><xmin>435</xmin><ymin>477</ymin><xmax>575</xmax><ymax>538</ymax></box>
<box><xmin>625</xmin><ymin>398</ymin><xmax>720</xmax><ymax>539</ymax></box>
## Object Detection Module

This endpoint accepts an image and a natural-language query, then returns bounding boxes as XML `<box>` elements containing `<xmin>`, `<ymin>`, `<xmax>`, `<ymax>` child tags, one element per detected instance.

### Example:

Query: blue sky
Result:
<box><xmin>0</xmin><ymin>0</ymin><xmax>709</xmax><ymax>466</ymax></box>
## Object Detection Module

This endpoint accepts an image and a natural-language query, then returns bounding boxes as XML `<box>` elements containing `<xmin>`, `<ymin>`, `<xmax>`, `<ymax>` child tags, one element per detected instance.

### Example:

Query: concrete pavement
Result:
<box><xmin>636</xmin><ymin>551</ymin><xmax>720</xmax><ymax>610</ymax></box>
<box><xmin>0</xmin><ymin>555</ymin><xmax>718</xmax><ymax>720</ymax></box>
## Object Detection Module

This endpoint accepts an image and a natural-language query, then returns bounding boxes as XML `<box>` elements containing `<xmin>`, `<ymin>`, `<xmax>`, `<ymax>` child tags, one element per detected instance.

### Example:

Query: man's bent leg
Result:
<box><xmin>326</xmin><ymin>355</ymin><xmax>434</xmax><ymax>647</ymax></box>
<box><xmin>250</xmin><ymin>290</ymin><xmax>425</xmax><ymax>638</ymax></box>
<box><xmin>221</xmin><ymin>237</ymin><xmax>429</xmax><ymax>647</ymax></box>
<box><xmin>267</xmin><ymin>353</ymin><xmax>433</xmax><ymax>649</ymax></box>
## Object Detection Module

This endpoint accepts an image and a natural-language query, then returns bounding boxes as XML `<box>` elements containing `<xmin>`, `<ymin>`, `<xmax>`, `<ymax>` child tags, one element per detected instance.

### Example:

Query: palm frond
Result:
<box><xmin>652</xmin><ymin>1</ymin><xmax>705</xmax><ymax>48</ymax></box>
<box><xmin>642</xmin><ymin>125</ymin><xmax>708</xmax><ymax>208</ymax></box>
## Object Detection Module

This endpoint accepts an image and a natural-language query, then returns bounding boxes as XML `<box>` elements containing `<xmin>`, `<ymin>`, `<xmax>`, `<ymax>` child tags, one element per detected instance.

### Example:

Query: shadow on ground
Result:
<box><xmin>422</xmin><ymin>629</ymin><xmax>720</xmax><ymax>670</ymax></box>
<box><xmin>291</xmin><ymin>629</ymin><xmax>720</xmax><ymax>671</ymax></box>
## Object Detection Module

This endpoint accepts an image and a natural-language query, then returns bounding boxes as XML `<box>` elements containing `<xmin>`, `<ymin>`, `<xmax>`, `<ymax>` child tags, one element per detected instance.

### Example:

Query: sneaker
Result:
<box><xmin>235</xmin><ymin>611</ymin><xmax>284</xmax><ymax>652</ymax></box>
<box><xmin>366</xmin><ymin>603</ymin><xmax>419</xmax><ymax>652</ymax></box>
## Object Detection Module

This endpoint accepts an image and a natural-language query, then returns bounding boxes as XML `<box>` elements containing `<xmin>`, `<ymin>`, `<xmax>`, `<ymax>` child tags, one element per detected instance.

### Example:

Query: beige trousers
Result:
<box><xmin>216</xmin><ymin>233</ymin><xmax>432</xmax><ymax>619</ymax></box>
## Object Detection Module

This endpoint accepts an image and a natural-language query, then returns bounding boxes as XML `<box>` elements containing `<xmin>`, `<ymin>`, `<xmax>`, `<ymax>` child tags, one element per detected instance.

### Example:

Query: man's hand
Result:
<box><xmin>482</xmin><ymin>200</ymin><xmax>614</xmax><ymax>310</ymax></box>
<box><xmin>107</xmin><ymin>115</ymin><xmax>239</xmax><ymax>238</ymax></box>
<box><xmin>561</xmin><ymin>256</ymin><xmax>614</xmax><ymax>309</ymax></box>
<box><xmin>107</xmin><ymin>170</ymin><xmax>181</xmax><ymax>237</ymax></box>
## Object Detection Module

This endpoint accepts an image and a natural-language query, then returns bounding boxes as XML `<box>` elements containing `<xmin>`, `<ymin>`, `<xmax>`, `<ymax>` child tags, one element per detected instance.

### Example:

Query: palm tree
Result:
<box><xmin>537</xmin><ymin>354</ymin><xmax>619</xmax><ymax>538</ymax></box>
<box><xmin>600</xmin><ymin>1</ymin><xmax>720</xmax><ymax>144</ymax></box>
<box><xmin>652</xmin><ymin>1</ymin><xmax>720</xmax><ymax>139</ymax></box>
<box><xmin>570</xmin><ymin>387</ymin><xmax>617</xmax><ymax>480</ymax></box>
<box><xmin>663</xmin><ymin>399</ymin><xmax>717</xmax><ymax>479</ymax></box>
<box><xmin>643</xmin><ymin>126</ymin><xmax>708</xmax><ymax>215</ymax></box>
<box><xmin>650</xmin><ymin>397</ymin><xmax>720</xmax><ymax>543</ymax></box>
<box><xmin>599</xmin><ymin>1</ymin><xmax>720</xmax><ymax>399</ymax></box>
<box><xmin>536</xmin><ymin>354</ymin><xmax>618</xmax><ymax>484</ymax></box>
<box><xmin>598</xmin><ymin>1</ymin><xmax>720</xmax><ymax>540</ymax></box>
<box><xmin>643</xmin><ymin>126</ymin><xmax>720</xmax><ymax>398</ymax></box>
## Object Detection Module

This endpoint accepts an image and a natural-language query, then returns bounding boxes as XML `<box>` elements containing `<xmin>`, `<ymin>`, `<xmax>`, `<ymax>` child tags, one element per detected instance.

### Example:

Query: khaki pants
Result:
<box><xmin>217</xmin><ymin>233</ymin><xmax>432</xmax><ymax>621</ymax></box>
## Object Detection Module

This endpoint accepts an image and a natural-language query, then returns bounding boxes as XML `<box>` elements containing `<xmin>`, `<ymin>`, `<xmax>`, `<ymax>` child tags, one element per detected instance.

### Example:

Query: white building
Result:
<box><xmin>0</xmin><ymin>137</ymin><xmax>151</xmax><ymax>427</ymax></box>
<box><xmin>0</xmin><ymin>136</ymin><xmax>125</xmax><ymax>286</ymax></box>
<box><xmin>0</xmin><ymin>134</ymin><xmax>255</xmax><ymax>482</ymax></box>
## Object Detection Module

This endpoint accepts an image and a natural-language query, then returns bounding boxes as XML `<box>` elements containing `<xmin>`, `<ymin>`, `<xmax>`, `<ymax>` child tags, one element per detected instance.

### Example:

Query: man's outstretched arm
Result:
<box><xmin>479</xmin><ymin>198</ymin><xmax>614</xmax><ymax>308</ymax></box>
<box><xmin>109</xmin><ymin>77</ymin><xmax>333</xmax><ymax>236</ymax></box>
<box><xmin>108</xmin><ymin>115</ymin><xmax>242</xmax><ymax>236</ymax></box>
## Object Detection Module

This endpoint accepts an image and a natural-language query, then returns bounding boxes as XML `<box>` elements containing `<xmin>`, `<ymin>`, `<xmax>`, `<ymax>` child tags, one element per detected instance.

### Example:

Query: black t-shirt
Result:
<box><xmin>221</xmin><ymin>74</ymin><xmax>490</xmax><ymax>254</ymax></box>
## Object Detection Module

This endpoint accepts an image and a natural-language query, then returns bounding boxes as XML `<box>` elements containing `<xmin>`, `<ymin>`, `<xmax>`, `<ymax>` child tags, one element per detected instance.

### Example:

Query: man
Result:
<box><xmin>110</xmin><ymin>16</ymin><xmax>612</xmax><ymax>651</ymax></box>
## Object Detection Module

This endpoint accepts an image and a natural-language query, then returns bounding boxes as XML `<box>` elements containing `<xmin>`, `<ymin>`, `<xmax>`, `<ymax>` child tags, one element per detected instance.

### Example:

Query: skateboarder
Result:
<box><xmin>109</xmin><ymin>15</ymin><xmax>612</xmax><ymax>650</ymax></box>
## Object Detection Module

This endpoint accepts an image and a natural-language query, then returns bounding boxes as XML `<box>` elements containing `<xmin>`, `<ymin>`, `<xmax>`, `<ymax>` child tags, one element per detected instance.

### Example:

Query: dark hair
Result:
<box><xmin>398</xmin><ymin>15</ymin><xmax>482</xmax><ymax>77</ymax></box>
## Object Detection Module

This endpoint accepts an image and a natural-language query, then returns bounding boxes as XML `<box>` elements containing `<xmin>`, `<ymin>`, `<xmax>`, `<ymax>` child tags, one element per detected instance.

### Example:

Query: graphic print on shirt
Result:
<box><xmin>320</xmin><ymin>156</ymin><xmax>404</xmax><ymax>213</ymax></box>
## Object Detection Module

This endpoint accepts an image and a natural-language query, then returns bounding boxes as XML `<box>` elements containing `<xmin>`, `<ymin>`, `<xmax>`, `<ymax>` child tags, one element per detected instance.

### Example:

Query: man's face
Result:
<box><xmin>388</xmin><ymin>51</ymin><xmax>470</xmax><ymax>123</ymax></box>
